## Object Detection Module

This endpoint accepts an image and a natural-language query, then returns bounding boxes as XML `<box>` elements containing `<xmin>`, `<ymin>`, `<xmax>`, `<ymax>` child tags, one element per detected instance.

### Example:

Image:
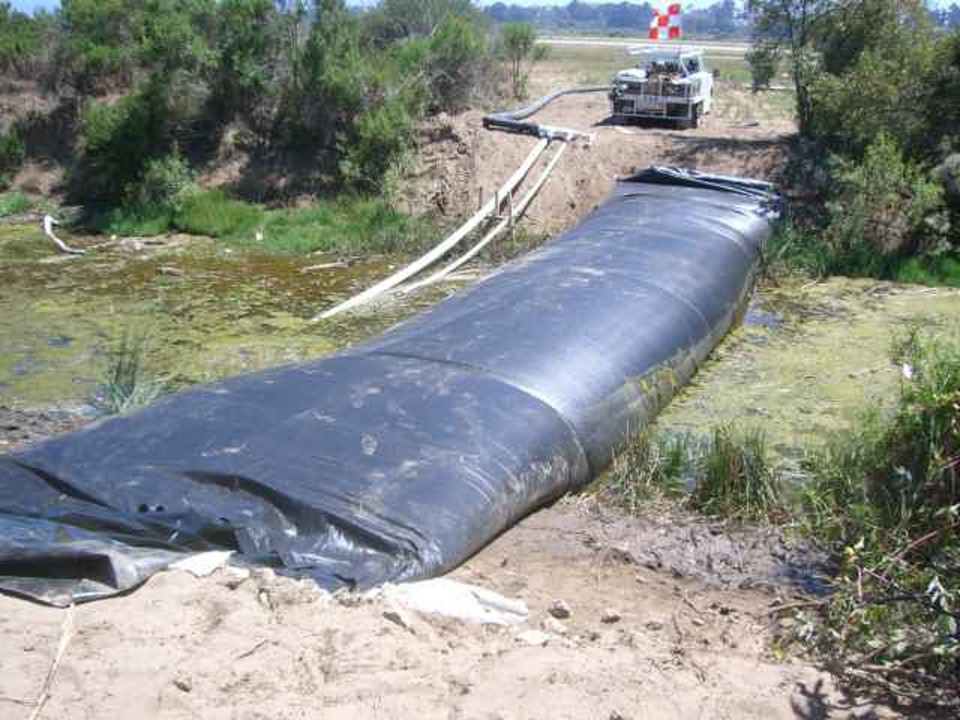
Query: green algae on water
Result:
<box><xmin>654</xmin><ymin>277</ymin><xmax>960</xmax><ymax>460</ymax></box>
<box><xmin>0</xmin><ymin>224</ymin><xmax>452</xmax><ymax>407</ymax></box>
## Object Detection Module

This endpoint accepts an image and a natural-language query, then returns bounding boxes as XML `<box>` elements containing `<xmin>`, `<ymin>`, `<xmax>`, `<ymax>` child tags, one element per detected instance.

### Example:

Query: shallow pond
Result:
<box><xmin>655</xmin><ymin>276</ymin><xmax>960</xmax><ymax>459</ymax></box>
<box><xmin>0</xmin><ymin>223</ymin><xmax>453</xmax><ymax>407</ymax></box>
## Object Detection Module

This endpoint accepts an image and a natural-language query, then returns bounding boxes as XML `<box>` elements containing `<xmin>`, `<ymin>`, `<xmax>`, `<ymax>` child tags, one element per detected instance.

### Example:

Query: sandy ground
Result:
<box><xmin>1</xmin><ymin>496</ymin><xmax>899</xmax><ymax>720</ymax></box>
<box><xmin>397</xmin><ymin>84</ymin><xmax>793</xmax><ymax>237</ymax></box>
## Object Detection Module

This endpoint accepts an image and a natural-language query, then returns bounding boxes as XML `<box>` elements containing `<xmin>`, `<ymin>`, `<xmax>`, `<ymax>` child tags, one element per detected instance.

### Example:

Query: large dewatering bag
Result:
<box><xmin>0</xmin><ymin>169</ymin><xmax>777</xmax><ymax>605</ymax></box>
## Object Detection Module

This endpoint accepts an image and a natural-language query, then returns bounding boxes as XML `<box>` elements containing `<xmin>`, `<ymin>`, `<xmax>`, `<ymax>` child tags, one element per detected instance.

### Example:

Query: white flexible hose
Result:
<box><xmin>399</xmin><ymin>142</ymin><xmax>569</xmax><ymax>295</ymax></box>
<box><xmin>43</xmin><ymin>215</ymin><xmax>85</xmax><ymax>255</ymax></box>
<box><xmin>315</xmin><ymin>138</ymin><xmax>550</xmax><ymax>320</ymax></box>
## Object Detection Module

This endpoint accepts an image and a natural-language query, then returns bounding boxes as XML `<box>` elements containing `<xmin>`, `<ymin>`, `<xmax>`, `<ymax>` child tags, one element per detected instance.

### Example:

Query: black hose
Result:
<box><xmin>482</xmin><ymin>85</ymin><xmax>612</xmax><ymax>139</ymax></box>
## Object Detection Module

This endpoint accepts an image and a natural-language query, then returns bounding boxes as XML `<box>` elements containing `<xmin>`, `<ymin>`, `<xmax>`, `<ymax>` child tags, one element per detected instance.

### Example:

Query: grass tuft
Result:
<box><xmin>96</xmin><ymin>329</ymin><xmax>165</xmax><ymax>414</ymax></box>
<box><xmin>608</xmin><ymin>429</ymin><xmax>691</xmax><ymax>512</ymax></box>
<box><xmin>607</xmin><ymin>424</ymin><xmax>783</xmax><ymax>522</ymax></box>
<box><xmin>691</xmin><ymin>425</ymin><xmax>783</xmax><ymax>522</ymax></box>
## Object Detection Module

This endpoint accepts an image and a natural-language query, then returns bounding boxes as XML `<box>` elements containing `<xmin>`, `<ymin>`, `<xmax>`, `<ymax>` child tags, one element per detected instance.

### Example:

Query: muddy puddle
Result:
<box><xmin>655</xmin><ymin>276</ymin><xmax>960</xmax><ymax>460</ymax></box>
<box><xmin>0</xmin><ymin>223</ymin><xmax>452</xmax><ymax>408</ymax></box>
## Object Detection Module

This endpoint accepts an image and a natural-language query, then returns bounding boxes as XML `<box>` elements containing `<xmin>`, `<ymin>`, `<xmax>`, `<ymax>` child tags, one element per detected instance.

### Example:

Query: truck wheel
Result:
<box><xmin>686</xmin><ymin>104</ymin><xmax>701</xmax><ymax>130</ymax></box>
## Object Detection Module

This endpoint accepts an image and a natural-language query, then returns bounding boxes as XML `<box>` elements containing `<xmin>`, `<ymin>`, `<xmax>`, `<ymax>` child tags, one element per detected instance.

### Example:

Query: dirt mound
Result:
<box><xmin>0</xmin><ymin>406</ymin><xmax>90</xmax><ymax>454</ymax></box>
<box><xmin>397</xmin><ymin>86</ymin><xmax>793</xmax><ymax>237</ymax></box>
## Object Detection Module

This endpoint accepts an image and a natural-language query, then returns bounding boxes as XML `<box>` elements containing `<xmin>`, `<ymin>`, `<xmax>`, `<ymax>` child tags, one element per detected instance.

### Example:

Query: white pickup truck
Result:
<box><xmin>609</xmin><ymin>46</ymin><xmax>714</xmax><ymax>129</ymax></box>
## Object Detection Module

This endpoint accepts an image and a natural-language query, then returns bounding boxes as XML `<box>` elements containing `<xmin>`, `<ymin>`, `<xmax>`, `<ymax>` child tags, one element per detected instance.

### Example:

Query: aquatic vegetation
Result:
<box><xmin>608</xmin><ymin>429</ymin><xmax>690</xmax><ymax>511</ymax></box>
<box><xmin>690</xmin><ymin>425</ymin><xmax>783</xmax><ymax>522</ymax></box>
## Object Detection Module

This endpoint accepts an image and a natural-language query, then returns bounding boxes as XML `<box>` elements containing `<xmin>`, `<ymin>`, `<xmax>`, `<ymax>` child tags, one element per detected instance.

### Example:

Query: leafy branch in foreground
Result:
<box><xmin>795</xmin><ymin>329</ymin><xmax>960</xmax><ymax>706</ymax></box>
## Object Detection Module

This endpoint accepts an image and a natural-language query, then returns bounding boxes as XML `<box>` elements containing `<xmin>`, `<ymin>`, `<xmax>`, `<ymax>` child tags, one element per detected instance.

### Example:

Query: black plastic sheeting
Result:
<box><xmin>0</xmin><ymin>168</ymin><xmax>777</xmax><ymax>605</ymax></box>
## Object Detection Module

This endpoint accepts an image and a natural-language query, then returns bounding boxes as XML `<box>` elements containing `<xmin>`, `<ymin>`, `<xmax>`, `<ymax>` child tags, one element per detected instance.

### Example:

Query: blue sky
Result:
<box><xmin>7</xmin><ymin>0</ymin><xmax>956</xmax><ymax>14</ymax></box>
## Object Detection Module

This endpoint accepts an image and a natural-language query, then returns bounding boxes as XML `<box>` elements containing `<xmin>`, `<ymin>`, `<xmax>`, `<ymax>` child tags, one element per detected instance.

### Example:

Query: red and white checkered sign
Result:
<box><xmin>648</xmin><ymin>4</ymin><xmax>683</xmax><ymax>41</ymax></box>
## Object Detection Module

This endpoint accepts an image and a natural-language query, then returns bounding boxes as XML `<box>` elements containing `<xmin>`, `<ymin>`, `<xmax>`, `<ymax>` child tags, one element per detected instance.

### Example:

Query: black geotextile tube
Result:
<box><xmin>0</xmin><ymin>168</ymin><xmax>777</xmax><ymax>606</ymax></box>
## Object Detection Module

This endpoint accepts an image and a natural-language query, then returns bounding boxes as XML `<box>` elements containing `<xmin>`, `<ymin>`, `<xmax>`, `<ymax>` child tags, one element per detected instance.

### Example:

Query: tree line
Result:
<box><xmin>484</xmin><ymin>1</ymin><xmax>960</xmax><ymax>36</ymax></box>
<box><xmin>484</xmin><ymin>0</ymin><xmax>743</xmax><ymax>38</ymax></box>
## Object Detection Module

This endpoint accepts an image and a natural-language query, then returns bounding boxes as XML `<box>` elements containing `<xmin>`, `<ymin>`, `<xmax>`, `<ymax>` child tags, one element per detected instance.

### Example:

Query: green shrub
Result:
<box><xmin>209</xmin><ymin>0</ymin><xmax>279</xmax><ymax>123</ymax></box>
<box><xmin>425</xmin><ymin>14</ymin><xmax>488</xmax><ymax>111</ymax></box>
<box><xmin>775</xmin><ymin>135</ymin><xmax>949</xmax><ymax>280</ymax></box>
<box><xmin>808</xmin><ymin>2</ymin><xmax>938</xmax><ymax>157</ymax></box>
<box><xmin>798</xmin><ymin>331</ymin><xmax>960</xmax><ymax>702</ymax></box>
<box><xmin>822</xmin><ymin>134</ymin><xmax>945</xmax><ymax>275</ymax></box>
<box><xmin>499</xmin><ymin>22</ymin><xmax>546</xmax><ymax>100</ymax></box>
<box><xmin>124</xmin><ymin>152</ymin><xmax>196</xmax><ymax>213</ymax></box>
<box><xmin>691</xmin><ymin>426</ymin><xmax>783</xmax><ymax>522</ymax></box>
<box><xmin>746</xmin><ymin>41</ymin><xmax>780</xmax><ymax>92</ymax></box>
<box><xmin>0</xmin><ymin>125</ymin><xmax>25</xmax><ymax>176</ymax></box>
<box><xmin>0</xmin><ymin>2</ymin><xmax>47</xmax><ymax>77</ymax></box>
<box><xmin>78</xmin><ymin>80</ymin><xmax>173</xmax><ymax>203</ymax></box>
<box><xmin>339</xmin><ymin>100</ymin><xmax>413</xmax><ymax>194</ymax></box>
<box><xmin>0</xmin><ymin>190</ymin><xmax>33</xmax><ymax>217</ymax></box>
<box><xmin>362</xmin><ymin>0</ymin><xmax>482</xmax><ymax>44</ymax></box>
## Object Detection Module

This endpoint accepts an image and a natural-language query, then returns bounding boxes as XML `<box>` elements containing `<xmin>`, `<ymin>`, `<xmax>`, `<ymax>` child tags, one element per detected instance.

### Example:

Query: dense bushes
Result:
<box><xmin>0</xmin><ymin>2</ymin><xmax>48</xmax><ymax>78</ymax></box>
<box><xmin>774</xmin><ymin>134</ymin><xmax>947</xmax><ymax>278</ymax></box>
<box><xmin>3</xmin><ymin>0</ymin><xmax>512</xmax><ymax>224</ymax></box>
<box><xmin>797</xmin><ymin>332</ymin><xmax>960</xmax><ymax>703</ymax></box>
<box><xmin>751</xmin><ymin>0</ymin><xmax>960</xmax><ymax>281</ymax></box>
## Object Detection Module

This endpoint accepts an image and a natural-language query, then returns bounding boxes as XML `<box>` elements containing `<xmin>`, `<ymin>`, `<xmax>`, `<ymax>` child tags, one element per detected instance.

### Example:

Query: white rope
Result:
<box><xmin>399</xmin><ymin>141</ymin><xmax>569</xmax><ymax>295</ymax></box>
<box><xmin>314</xmin><ymin>138</ymin><xmax>550</xmax><ymax>320</ymax></box>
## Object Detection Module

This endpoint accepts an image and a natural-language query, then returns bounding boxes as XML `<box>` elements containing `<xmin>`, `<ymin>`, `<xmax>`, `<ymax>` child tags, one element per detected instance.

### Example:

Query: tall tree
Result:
<box><xmin>747</xmin><ymin>0</ymin><xmax>835</xmax><ymax>135</ymax></box>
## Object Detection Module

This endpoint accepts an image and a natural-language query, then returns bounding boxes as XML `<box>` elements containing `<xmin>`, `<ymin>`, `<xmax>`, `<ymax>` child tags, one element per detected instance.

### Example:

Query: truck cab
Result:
<box><xmin>609</xmin><ymin>46</ymin><xmax>714</xmax><ymax>128</ymax></box>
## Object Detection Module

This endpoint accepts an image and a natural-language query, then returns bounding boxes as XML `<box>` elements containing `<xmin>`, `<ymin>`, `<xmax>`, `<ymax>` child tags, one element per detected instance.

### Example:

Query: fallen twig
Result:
<box><xmin>0</xmin><ymin>696</ymin><xmax>33</xmax><ymax>706</ymax></box>
<box><xmin>28</xmin><ymin>603</ymin><xmax>76</xmax><ymax>720</ymax></box>
<box><xmin>300</xmin><ymin>261</ymin><xmax>347</xmax><ymax>273</ymax></box>
<box><xmin>841</xmin><ymin>666</ymin><xmax>959</xmax><ymax>707</ymax></box>
<box><xmin>766</xmin><ymin>597</ymin><xmax>830</xmax><ymax>614</ymax></box>
<box><xmin>235</xmin><ymin>638</ymin><xmax>270</xmax><ymax>660</ymax></box>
